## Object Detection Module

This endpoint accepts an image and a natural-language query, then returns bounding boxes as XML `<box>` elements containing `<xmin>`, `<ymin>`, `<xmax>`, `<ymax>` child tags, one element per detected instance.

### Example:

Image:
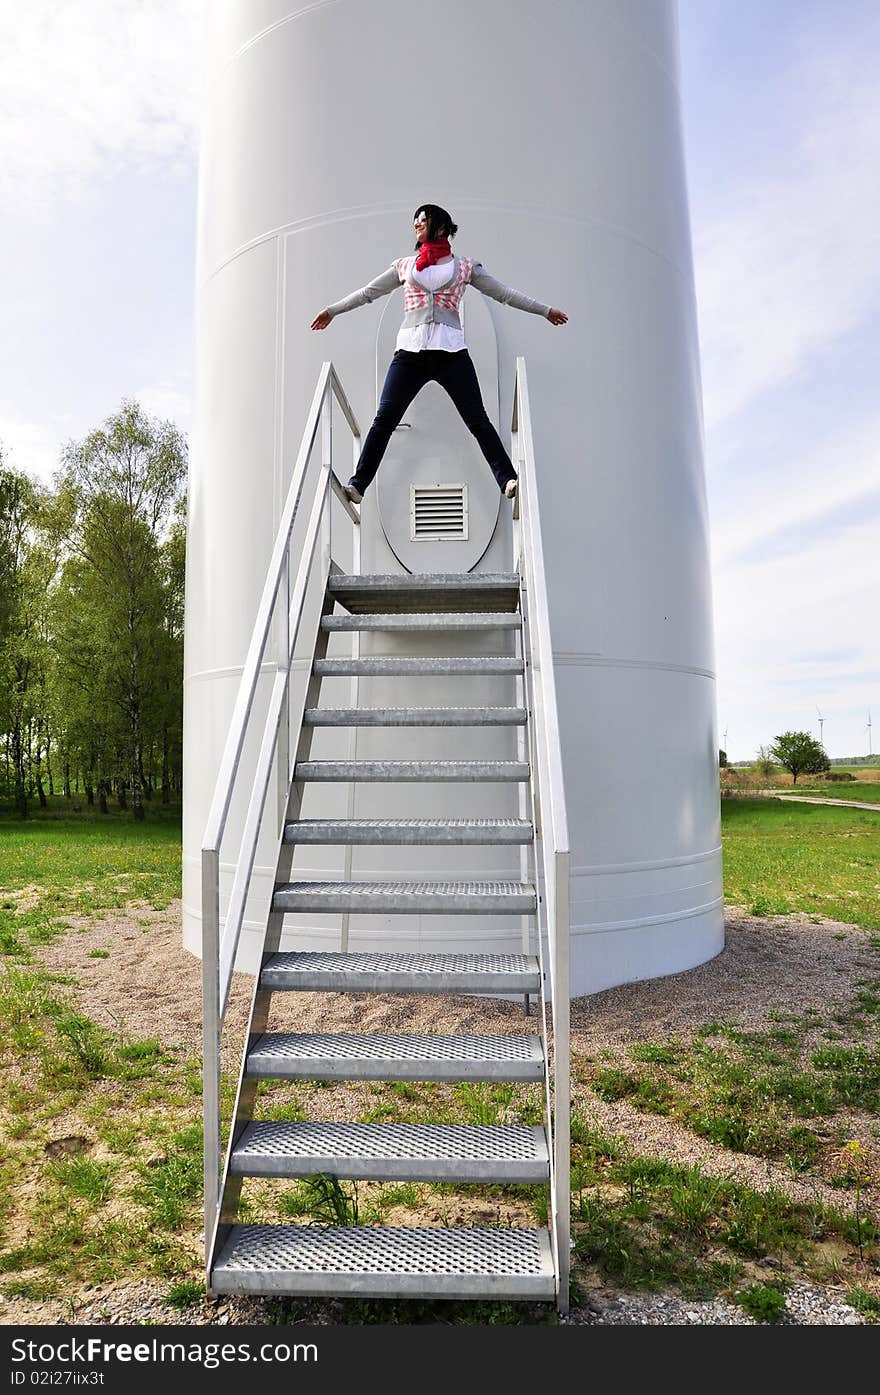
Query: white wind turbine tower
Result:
<box><xmin>867</xmin><ymin>711</ymin><xmax>873</xmax><ymax>759</ymax></box>
<box><xmin>816</xmin><ymin>706</ymin><xmax>827</xmax><ymax>747</ymax></box>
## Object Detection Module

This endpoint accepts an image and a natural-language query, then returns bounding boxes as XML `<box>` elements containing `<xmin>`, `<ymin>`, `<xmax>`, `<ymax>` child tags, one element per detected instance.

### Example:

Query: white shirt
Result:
<box><xmin>395</xmin><ymin>260</ymin><xmax>467</xmax><ymax>353</ymax></box>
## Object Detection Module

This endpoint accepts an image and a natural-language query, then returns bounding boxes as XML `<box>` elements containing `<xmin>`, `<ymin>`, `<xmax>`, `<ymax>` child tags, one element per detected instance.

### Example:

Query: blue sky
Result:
<box><xmin>0</xmin><ymin>1</ymin><xmax>877</xmax><ymax>762</ymax></box>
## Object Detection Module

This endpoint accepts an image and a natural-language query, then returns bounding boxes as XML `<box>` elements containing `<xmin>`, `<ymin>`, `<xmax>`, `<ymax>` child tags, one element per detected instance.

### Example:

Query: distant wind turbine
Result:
<box><xmin>816</xmin><ymin>706</ymin><xmax>826</xmax><ymax>746</ymax></box>
<box><xmin>868</xmin><ymin>711</ymin><xmax>873</xmax><ymax>759</ymax></box>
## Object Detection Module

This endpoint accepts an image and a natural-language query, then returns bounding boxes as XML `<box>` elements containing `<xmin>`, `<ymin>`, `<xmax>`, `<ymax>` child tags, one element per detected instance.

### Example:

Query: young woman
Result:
<box><xmin>310</xmin><ymin>204</ymin><xmax>568</xmax><ymax>503</ymax></box>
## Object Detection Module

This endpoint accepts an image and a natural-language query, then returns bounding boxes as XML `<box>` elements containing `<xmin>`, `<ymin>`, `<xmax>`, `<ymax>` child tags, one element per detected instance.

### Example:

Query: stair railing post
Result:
<box><xmin>321</xmin><ymin>389</ymin><xmax>332</xmax><ymax>574</ymax></box>
<box><xmin>511</xmin><ymin>356</ymin><xmax>572</xmax><ymax>1314</ymax></box>
<box><xmin>340</xmin><ymin>465</ymin><xmax>361</xmax><ymax>953</ymax></box>
<box><xmin>554</xmin><ymin>847</ymin><xmax>571</xmax><ymax>1310</ymax></box>
<box><xmin>201</xmin><ymin>845</ymin><xmax>221</xmax><ymax>1282</ymax></box>
<box><xmin>276</xmin><ymin>549</ymin><xmax>290</xmax><ymax>834</ymax></box>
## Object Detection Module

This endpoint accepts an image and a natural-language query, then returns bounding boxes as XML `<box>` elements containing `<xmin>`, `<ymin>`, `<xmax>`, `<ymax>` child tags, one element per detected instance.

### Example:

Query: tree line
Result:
<box><xmin>721</xmin><ymin>732</ymin><xmax>832</xmax><ymax>784</ymax></box>
<box><xmin>0</xmin><ymin>402</ymin><xmax>187</xmax><ymax>820</ymax></box>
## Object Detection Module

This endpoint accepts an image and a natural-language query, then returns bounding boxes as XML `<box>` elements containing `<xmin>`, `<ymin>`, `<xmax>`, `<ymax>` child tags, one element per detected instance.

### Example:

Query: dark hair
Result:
<box><xmin>413</xmin><ymin>203</ymin><xmax>458</xmax><ymax>247</ymax></box>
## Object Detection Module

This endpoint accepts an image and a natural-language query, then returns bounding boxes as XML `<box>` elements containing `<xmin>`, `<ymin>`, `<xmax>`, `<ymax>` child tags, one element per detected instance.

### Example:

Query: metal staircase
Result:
<box><xmin>201</xmin><ymin>361</ymin><xmax>570</xmax><ymax>1311</ymax></box>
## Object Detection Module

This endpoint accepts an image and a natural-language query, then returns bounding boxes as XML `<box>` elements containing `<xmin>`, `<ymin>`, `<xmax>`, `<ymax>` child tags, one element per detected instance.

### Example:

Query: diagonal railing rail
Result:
<box><xmin>510</xmin><ymin>356</ymin><xmax>571</xmax><ymax>1312</ymax></box>
<box><xmin>200</xmin><ymin>362</ymin><xmax>361</xmax><ymax>1270</ymax></box>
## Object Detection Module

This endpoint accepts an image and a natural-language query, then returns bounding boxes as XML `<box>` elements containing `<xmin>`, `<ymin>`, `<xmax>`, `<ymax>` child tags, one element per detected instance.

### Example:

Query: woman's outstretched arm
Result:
<box><xmin>311</xmin><ymin>264</ymin><xmax>401</xmax><ymax>329</ymax></box>
<box><xmin>470</xmin><ymin>263</ymin><xmax>567</xmax><ymax>325</ymax></box>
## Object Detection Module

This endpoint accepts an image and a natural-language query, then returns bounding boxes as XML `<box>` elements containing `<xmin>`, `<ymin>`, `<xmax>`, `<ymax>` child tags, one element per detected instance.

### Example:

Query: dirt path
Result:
<box><xmin>756</xmin><ymin>792</ymin><xmax>880</xmax><ymax>811</ymax></box>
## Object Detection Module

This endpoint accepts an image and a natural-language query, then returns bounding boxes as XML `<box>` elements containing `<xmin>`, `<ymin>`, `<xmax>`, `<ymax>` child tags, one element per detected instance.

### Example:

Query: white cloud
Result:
<box><xmin>714</xmin><ymin>508</ymin><xmax>880</xmax><ymax>759</ymax></box>
<box><xmin>133</xmin><ymin>382</ymin><xmax>193</xmax><ymax>434</ymax></box>
<box><xmin>0</xmin><ymin>1</ymin><xmax>207</xmax><ymax>211</ymax></box>
<box><xmin>0</xmin><ymin>405</ymin><xmax>68</xmax><ymax>482</ymax></box>
<box><xmin>709</xmin><ymin>414</ymin><xmax>880</xmax><ymax>566</ymax></box>
<box><xmin>693</xmin><ymin>29</ymin><xmax>880</xmax><ymax>429</ymax></box>
<box><xmin>0</xmin><ymin>383</ymin><xmax>193</xmax><ymax>488</ymax></box>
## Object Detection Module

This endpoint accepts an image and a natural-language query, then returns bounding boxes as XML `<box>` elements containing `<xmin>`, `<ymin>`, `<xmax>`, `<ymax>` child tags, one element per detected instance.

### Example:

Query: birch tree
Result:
<box><xmin>56</xmin><ymin>402</ymin><xmax>187</xmax><ymax>821</ymax></box>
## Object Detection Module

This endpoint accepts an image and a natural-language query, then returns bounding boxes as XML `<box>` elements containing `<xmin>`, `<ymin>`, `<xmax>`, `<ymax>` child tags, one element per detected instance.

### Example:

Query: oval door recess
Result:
<box><xmin>375</xmin><ymin>286</ymin><xmax>501</xmax><ymax>574</ymax></box>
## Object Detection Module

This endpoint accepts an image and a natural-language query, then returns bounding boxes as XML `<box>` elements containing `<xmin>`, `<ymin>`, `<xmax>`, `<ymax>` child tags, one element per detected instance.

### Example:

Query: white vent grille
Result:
<box><xmin>410</xmin><ymin>484</ymin><xmax>468</xmax><ymax>541</ymax></box>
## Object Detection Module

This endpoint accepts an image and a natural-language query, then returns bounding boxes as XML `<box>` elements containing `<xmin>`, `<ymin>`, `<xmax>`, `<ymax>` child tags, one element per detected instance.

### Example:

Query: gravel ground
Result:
<box><xmin>571</xmin><ymin>1284</ymin><xmax>865</xmax><ymax>1325</ymax></box>
<box><xmin>0</xmin><ymin>1280</ymin><xmax>865</xmax><ymax>1327</ymax></box>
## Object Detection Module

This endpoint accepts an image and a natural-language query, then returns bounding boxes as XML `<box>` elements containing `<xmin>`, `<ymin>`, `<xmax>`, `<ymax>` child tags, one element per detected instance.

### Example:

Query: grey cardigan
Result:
<box><xmin>326</xmin><ymin>256</ymin><xmax>552</xmax><ymax>329</ymax></box>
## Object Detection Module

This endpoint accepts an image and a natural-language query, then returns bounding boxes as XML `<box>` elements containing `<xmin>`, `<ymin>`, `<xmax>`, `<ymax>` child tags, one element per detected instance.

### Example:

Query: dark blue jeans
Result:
<box><xmin>350</xmin><ymin>349</ymin><xmax>517</xmax><ymax>495</ymax></box>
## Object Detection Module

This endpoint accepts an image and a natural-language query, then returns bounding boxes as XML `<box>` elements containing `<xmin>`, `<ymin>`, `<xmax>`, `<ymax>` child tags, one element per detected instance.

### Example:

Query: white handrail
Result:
<box><xmin>511</xmin><ymin>356</ymin><xmax>571</xmax><ymax>1313</ymax></box>
<box><xmin>200</xmin><ymin>363</ymin><xmax>361</xmax><ymax>1266</ymax></box>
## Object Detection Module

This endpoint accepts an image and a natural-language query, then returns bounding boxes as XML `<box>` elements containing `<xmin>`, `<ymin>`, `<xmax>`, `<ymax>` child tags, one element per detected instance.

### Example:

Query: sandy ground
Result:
<box><xmin>2</xmin><ymin>900</ymin><xmax>876</xmax><ymax>1326</ymax></box>
<box><xmin>38</xmin><ymin>898</ymin><xmax>878</xmax><ymax>1054</ymax></box>
<box><xmin>29</xmin><ymin>900</ymin><xmax>880</xmax><ymax>1211</ymax></box>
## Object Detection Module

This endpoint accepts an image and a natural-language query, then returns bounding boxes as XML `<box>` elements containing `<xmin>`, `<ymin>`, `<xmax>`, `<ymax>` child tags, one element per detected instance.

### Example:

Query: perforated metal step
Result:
<box><xmin>314</xmin><ymin>656</ymin><xmax>523</xmax><ymax>677</ymax></box>
<box><xmin>231</xmin><ymin>1121</ymin><xmax>549</xmax><ymax>1182</ymax></box>
<box><xmin>211</xmin><ymin>1225</ymin><xmax>555</xmax><ymax>1299</ymax></box>
<box><xmin>323</xmin><ymin>612</ymin><xmax>521</xmax><ymax>632</ymax></box>
<box><xmin>303</xmin><ymin>706</ymin><xmax>527</xmax><ymax>726</ymax></box>
<box><xmin>328</xmin><ymin>573</ymin><xmax>520</xmax><ymax>615</ymax></box>
<box><xmin>272</xmin><ymin>881</ymin><xmax>537</xmax><ymax>914</ymax></box>
<box><xmin>294</xmin><ymin>759</ymin><xmax>530</xmax><ymax>782</ymax></box>
<box><xmin>283</xmin><ymin>818</ymin><xmax>533</xmax><ymax>846</ymax></box>
<box><xmin>260</xmin><ymin>950</ymin><xmax>541</xmax><ymax>994</ymax></box>
<box><xmin>246</xmin><ymin>1031</ymin><xmax>544</xmax><ymax>1082</ymax></box>
<box><xmin>258</xmin><ymin>954</ymin><xmax>541</xmax><ymax>998</ymax></box>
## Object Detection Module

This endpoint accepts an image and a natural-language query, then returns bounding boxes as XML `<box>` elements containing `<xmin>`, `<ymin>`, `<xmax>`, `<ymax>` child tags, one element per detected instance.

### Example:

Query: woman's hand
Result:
<box><xmin>547</xmin><ymin>308</ymin><xmax>568</xmax><ymax>326</ymax></box>
<box><xmin>310</xmin><ymin>310</ymin><xmax>332</xmax><ymax>330</ymax></box>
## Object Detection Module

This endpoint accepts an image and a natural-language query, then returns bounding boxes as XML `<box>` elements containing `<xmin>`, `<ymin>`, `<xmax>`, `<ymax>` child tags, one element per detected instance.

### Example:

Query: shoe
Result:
<box><xmin>344</xmin><ymin>480</ymin><xmax>363</xmax><ymax>504</ymax></box>
<box><xmin>504</xmin><ymin>479</ymin><xmax>517</xmax><ymax>500</ymax></box>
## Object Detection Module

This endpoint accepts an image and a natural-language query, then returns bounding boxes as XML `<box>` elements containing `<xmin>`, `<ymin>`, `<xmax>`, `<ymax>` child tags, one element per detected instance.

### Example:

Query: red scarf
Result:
<box><xmin>415</xmin><ymin>237</ymin><xmax>452</xmax><ymax>271</ymax></box>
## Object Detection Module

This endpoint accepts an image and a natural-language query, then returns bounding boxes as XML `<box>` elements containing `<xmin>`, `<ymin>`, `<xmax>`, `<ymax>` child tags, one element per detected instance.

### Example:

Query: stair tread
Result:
<box><xmin>328</xmin><ymin>573</ymin><xmax>520</xmax><ymax>615</ymax></box>
<box><xmin>294</xmin><ymin>760</ymin><xmax>530</xmax><ymax>781</ymax></box>
<box><xmin>284</xmin><ymin>817</ymin><xmax>532</xmax><ymax>845</ymax></box>
<box><xmin>330</xmin><ymin>573</ymin><xmax>518</xmax><ymax>588</ymax></box>
<box><xmin>260</xmin><ymin>950</ymin><xmax>541</xmax><ymax>993</ymax></box>
<box><xmin>271</xmin><ymin>880</ymin><xmax>537</xmax><ymax>914</ymax></box>
<box><xmin>231</xmin><ymin>1121</ymin><xmax>549</xmax><ymax>1181</ymax></box>
<box><xmin>211</xmin><ymin>1225</ymin><xmax>555</xmax><ymax>1297</ymax></box>
<box><xmin>246</xmin><ymin>1031</ymin><xmax>544</xmax><ymax>1081</ymax></box>
<box><xmin>303</xmin><ymin>706</ymin><xmax>526</xmax><ymax>725</ymax></box>
<box><xmin>323</xmin><ymin>612</ymin><xmax>521</xmax><ymax>631</ymax></box>
<box><xmin>275</xmin><ymin>879</ymin><xmax>534</xmax><ymax>892</ymax></box>
<box><xmin>287</xmin><ymin>817</ymin><xmax>531</xmax><ymax>826</ymax></box>
<box><xmin>314</xmin><ymin>657</ymin><xmax>523</xmax><ymax>675</ymax></box>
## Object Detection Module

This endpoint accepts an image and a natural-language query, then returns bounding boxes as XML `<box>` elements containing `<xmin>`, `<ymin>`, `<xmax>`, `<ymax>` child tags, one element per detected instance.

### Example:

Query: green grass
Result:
<box><xmin>582</xmin><ymin>990</ymin><xmax>880</xmax><ymax>1171</ymax></box>
<box><xmin>722</xmin><ymin>798</ymin><xmax>880</xmax><ymax>929</ymax></box>
<box><xmin>2</xmin><ymin>797</ymin><xmax>878</xmax><ymax>1316</ymax></box>
<box><xmin>454</xmin><ymin>1082</ymin><xmax>516</xmax><ymax>1125</ymax></box>
<box><xmin>46</xmin><ymin>1157</ymin><xmax>115</xmax><ymax>1205</ymax></box>
<box><xmin>568</xmin><ymin>1115</ymin><xmax>877</xmax><ymax>1299</ymax></box>
<box><xmin>133</xmin><ymin>1123</ymin><xmax>202</xmax><ymax>1231</ymax></box>
<box><xmin>0</xmin><ymin>800</ymin><xmax>181</xmax><ymax>956</ymax></box>
<box><xmin>278</xmin><ymin>1175</ymin><xmax>360</xmax><ymax>1226</ymax></box>
<box><xmin>848</xmin><ymin>1287</ymin><xmax>880</xmax><ymax>1321</ymax></box>
<box><xmin>734</xmin><ymin>1282</ymin><xmax>788</xmax><ymax>1322</ymax></box>
<box><xmin>164</xmin><ymin>1278</ymin><xmax>205</xmax><ymax>1309</ymax></box>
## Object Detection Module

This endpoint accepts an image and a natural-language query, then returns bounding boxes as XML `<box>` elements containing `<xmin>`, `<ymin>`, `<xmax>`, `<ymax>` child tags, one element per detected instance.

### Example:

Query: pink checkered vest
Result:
<box><xmin>325</xmin><ymin>256</ymin><xmax>551</xmax><ymax>327</ymax></box>
<box><xmin>394</xmin><ymin>256</ymin><xmax>475</xmax><ymax>328</ymax></box>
